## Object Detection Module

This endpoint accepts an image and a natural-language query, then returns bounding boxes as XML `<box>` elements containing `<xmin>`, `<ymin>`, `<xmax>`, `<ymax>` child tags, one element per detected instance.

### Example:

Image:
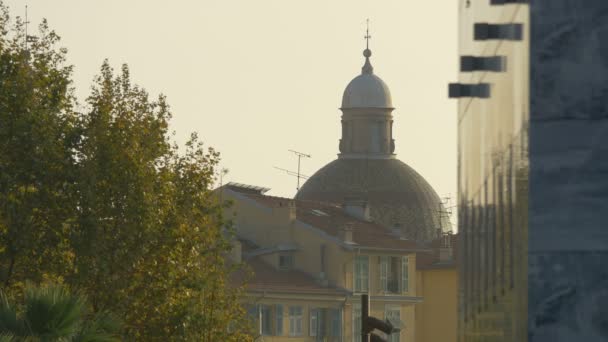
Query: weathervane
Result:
<box><xmin>364</xmin><ymin>18</ymin><xmax>371</xmax><ymax>50</ymax></box>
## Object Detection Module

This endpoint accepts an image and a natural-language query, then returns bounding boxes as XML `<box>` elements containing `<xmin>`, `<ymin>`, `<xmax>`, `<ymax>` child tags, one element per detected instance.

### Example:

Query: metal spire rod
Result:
<box><xmin>365</xmin><ymin>18</ymin><xmax>371</xmax><ymax>50</ymax></box>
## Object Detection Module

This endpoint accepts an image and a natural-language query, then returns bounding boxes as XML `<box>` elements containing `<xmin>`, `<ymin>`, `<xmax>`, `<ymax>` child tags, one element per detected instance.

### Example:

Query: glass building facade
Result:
<box><xmin>456</xmin><ymin>2</ymin><xmax>529</xmax><ymax>341</ymax></box>
<box><xmin>455</xmin><ymin>1</ymin><xmax>608</xmax><ymax>342</ymax></box>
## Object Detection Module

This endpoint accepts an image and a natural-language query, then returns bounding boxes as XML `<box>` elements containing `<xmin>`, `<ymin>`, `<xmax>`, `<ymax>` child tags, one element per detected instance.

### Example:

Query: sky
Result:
<box><xmin>6</xmin><ymin>0</ymin><xmax>459</xmax><ymax>224</ymax></box>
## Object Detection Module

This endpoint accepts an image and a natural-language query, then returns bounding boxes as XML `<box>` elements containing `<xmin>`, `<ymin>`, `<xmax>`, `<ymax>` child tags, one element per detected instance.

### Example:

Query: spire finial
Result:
<box><xmin>365</xmin><ymin>18</ymin><xmax>371</xmax><ymax>50</ymax></box>
<box><xmin>362</xmin><ymin>19</ymin><xmax>373</xmax><ymax>74</ymax></box>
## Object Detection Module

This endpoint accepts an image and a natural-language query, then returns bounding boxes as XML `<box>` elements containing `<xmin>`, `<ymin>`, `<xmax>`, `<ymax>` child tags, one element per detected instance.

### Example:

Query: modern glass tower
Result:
<box><xmin>451</xmin><ymin>1</ymin><xmax>608</xmax><ymax>341</ymax></box>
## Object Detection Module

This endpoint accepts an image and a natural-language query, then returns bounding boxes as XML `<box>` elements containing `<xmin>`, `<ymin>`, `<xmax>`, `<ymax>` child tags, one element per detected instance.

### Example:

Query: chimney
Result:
<box><xmin>343</xmin><ymin>199</ymin><xmax>371</xmax><ymax>221</ymax></box>
<box><xmin>231</xmin><ymin>240</ymin><xmax>242</xmax><ymax>263</ymax></box>
<box><xmin>390</xmin><ymin>223</ymin><xmax>402</xmax><ymax>236</ymax></box>
<box><xmin>340</xmin><ymin>224</ymin><xmax>355</xmax><ymax>244</ymax></box>
<box><xmin>275</xmin><ymin>199</ymin><xmax>296</xmax><ymax>222</ymax></box>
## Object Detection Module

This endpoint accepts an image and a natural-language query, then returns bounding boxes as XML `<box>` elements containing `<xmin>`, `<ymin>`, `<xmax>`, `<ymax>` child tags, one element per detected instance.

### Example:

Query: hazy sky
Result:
<box><xmin>6</xmin><ymin>0</ymin><xmax>458</xmax><ymax>221</ymax></box>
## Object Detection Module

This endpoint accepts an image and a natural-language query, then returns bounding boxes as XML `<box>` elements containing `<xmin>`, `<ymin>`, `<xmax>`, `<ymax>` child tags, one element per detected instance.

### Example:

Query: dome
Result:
<box><xmin>341</xmin><ymin>48</ymin><xmax>393</xmax><ymax>109</ymax></box>
<box><xmin>341</xmin><ymin>73</ymin><xmax>393</xmax><ymax>109</ymax></box>
<box><xmin>295</xmin><ymin>158</ymin><xmax>450</xmax><ymax>242</ymax></box>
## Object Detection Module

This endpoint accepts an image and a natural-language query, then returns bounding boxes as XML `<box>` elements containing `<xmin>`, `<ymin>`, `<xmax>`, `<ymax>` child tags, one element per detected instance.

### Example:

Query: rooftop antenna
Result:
<box><xmin>23</xmin><ymin>5</ymin><xmax>37</xmax><ymax>59</ymax></box>
<box><xmin>436</xmin><ymin>196</ymin><xmax>454</xmax><ymax>238</ymax></box>
<box><xmin>24</xmin><ymin>5</ymin><xmax>29</xmax><ymax>52</ymax></box>
<box><xmin>365</xmin><ymin>18</ymin><xmax>371</xmax><ymax>50</ymax></box>
<box><xmin>273</xmin><ymin>166</ymin><xmax>309</xmax><ymax>190</ymax></box>
<box><xmin>288</xmin><ymin>149</ymin><xmax>311</xmax><ymax>191</ymax></box>
<box><xmin>218</xmin><ymin>167</ymin><xmax>229</xmax><ymax>201</ymax></box>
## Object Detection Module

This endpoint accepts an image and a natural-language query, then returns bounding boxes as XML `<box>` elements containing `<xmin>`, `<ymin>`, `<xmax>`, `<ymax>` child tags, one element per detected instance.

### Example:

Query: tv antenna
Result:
<box><xmin>274</xmin><ymin>167</ymin><xmax>309</xmax><ymax>181</ymax></box>
<box><xmin>436</xmin><ymin>196</ymin><xmax>455</xmax><ymax>237</ymax></box>
<box><xmin>218</xmin><ymin>167</ymin><xmax>229</xmax><ymax>202</ymax></box>
<box><xmin>23</xmin><ymin>5</ymin><xmax>37</xmax><ymax>57</ymax></box>
<box><xmin>289</xmin><ymin>149</ymin><xmax>311</xmax><ymax>191</ymax></box>
<box><xmin>274</xmin><ymin>150</ymin><xmax>311</xmax><ymax>191</ymax></box>
<box><xmin>24</xmin><ymin>5</ymin><xmax>29</xmax><ymax>51</ymax></box>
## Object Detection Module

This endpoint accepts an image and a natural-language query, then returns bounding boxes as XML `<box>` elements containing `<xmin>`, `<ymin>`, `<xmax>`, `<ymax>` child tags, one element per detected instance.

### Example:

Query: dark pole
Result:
<box><xmin>297</xmin><ymin>154</ymin><xmax>301</xmax><ymax>191</ymax></box>
<box><xmin>361</xmin><ymin>294</ymin><xmax>370</xmax><ymax>342</ymax></box>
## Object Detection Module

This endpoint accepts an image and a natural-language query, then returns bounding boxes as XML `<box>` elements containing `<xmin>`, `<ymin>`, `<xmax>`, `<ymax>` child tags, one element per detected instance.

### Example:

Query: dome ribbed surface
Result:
<box><xmin>295</xmin><ymin>158</ymin><xmax>450</xmax><ymax>242</ymax></box>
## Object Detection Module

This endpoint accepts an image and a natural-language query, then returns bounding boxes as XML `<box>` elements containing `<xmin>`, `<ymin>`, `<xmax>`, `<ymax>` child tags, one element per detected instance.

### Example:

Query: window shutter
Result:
<box><xmin>275</xmin><ymin>304</ymin><xmax>283</xmax><ymax>336</ymax></box>
<box><xmin>460</xmin><ymin>56</ymin><xmax>507</xmax><ymax>72</ymax></box>
<box><xmin>353</xmin><ymin>305</ymin><xmax>362</xmax><ymax>342</ymax></box>
<box><xmin>448</xmin><ymin>83</ymin><xmax>491</xmax><ymax>98</ymax></box>
<box><xmin>296</xmin><ymin>308</ymin><xmax>302</xmax><ymax>336</ymax></box>
<box><xmin>380</xmin><ymin>256</ymin><xmax>388</xmax><ymax>292</ymax></box>
<box><xmin>362</xmin><ymin>256</ymin><xmax>369</xmax><ymax>292</ymax></box>
<box><xmin>355</xmin><ymin>255</ymin><xmax>369</xmax><ymax>292</ymax></box>
<box><xmin>330</xmin><ymin>308</ymin><xmax>342</xmax><ymax>337</ymax></box>
<box><xmin>401</xmin><ymin>256</ymin><xmax>409</xmax><ymax>293</ymax></box>
<box><xmin>474</xmin><ymin>23</ymin><xmax>523</xmax><ymax>41</ymax></box>
<box><xmin>491</xmin><ymin>0</ymin><xmax>528</xmax><ymax>4</ymax></box>
<box><xmin>289</xmin><ymin>307</ymin><xmax>295</xmax><ymax>336</ymax></box>
<box><xmin>310</xmin><ymin>308</ymin><xmax>318</xmax><ymax>336</ymax></box>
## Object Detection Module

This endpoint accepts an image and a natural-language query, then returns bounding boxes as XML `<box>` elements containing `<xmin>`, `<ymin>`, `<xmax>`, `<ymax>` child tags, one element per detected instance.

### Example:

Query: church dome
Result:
<box><xmin>341</xmin><ymin>48</ymin><xmax>393</xmax><ymax>109</ymax></box>
<box><xmin>342</xmin><ymin>73</ymin><xmax>393</xmax><ymax>109</ymax></box>
<box><xmin>295</xmin><ymin>158</ymin><xmax>449</xmax><ymax>242</ymax></box>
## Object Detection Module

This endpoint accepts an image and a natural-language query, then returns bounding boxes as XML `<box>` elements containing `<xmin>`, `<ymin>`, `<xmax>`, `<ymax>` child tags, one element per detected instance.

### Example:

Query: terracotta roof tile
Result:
<box><xmin>231</xmin><ymin>240</ymin><xmax>347</xmax><ymax>295</ymax></box>
<box><xmin>240</xmin><ymin>193</ymin><xmax>427</xmax><ymax>251</ymax></box>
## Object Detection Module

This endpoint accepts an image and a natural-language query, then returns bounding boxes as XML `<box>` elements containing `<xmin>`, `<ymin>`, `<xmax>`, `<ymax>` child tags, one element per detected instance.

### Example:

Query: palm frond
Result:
<box><xmin>0</xmin><ymin>291</ymin><xmax>27</xmax><ymax>337</ymax></box>
<box><xmin>73</xmin><ymin>311</ymin><xmax>121</xmax><ymax>342</ymax></box>
<box><xmin>0</xmin><ymin>333</ymin><xmax>16</xmax><ymax>342</ymax></box>
<box><xmin>23</xmin><ymin>284</ymin><xmax>86</xmax><ymax>340</ymax></box>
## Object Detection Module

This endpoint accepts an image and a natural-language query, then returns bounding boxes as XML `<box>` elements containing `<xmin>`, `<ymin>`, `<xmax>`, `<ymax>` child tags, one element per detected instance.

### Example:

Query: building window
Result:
<box><xmin>370</xmin><ymin>121</ymin><xmax>383</xmax><ymax>153</ymax></box>
<box><xmin>279</xmin><ymin>254</ymin><xmax>294</xmax><ymax>270</ymax></box>
<box><xmin>309</xmin><ymin>308</ymin><xmax>341</xmax><ymax>339</ymax></box>
<box><xmin>379</xmin><ymin>256</ymin><xmax>407</xmax><ymax>294</ymax></box>
<box><xmin>353</xmin><ymin>304</ymin><xmax>361</xmax><ymax>342</ymax></box>
<box><xmin>385</xmin><ymin>306</ymin><xmax>401</xmax><ymax>342</ymax></box>
<box><xmin>289</xmin><ymin>306</ymin><xmax>303</xmax><ymax>336</ymax></box>
<box><xmin>354</xmin><ymin>255</ymin><xmax>369</xmax><ymax>292</ymax></box>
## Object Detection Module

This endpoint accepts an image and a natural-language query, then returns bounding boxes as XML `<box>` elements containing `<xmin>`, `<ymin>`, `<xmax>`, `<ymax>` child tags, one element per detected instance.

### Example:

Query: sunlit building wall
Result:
<box><xmin>455</xmin><ymin>1</ymin><xmax>608</xmax><ymax>342</ymax></box>
<box><xmin>454</xmin><ymin>1</ymin><xmax>529</xmax><ymax>341</ymax></box>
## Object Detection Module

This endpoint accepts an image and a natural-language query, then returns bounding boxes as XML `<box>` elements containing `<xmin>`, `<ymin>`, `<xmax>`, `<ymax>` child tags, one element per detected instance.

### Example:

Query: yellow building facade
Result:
<box><xmin>225</xmin><ymin>36</ymin><xmax>458</xmax><ymax>342</ymax></box>
<box><xmin>224</xmin><ymin>183</ymin><xmax>457</xmax><ymax>342</ymax></box>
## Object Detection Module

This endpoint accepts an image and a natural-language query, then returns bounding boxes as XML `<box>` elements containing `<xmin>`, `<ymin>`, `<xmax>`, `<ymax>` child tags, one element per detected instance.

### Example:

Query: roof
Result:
<box><xmin>295</xmin><ymin>158</ymin><xmax>452</xmax><ymax>242</ymax></box>
<box><xmin>225</xmin><ymin>182</ymin><xmax>270</xmax><ymax>195</ymax></box>
<box><xmin>341</xmin><ymin>49</ymin><xmax>393</xmax><ymax>109</ymax></box>
<box><xmin>238</xmin><ymin>192</ymin><xmax>428</xmax><ymax>252</ymax></box>
<box><xmin>231</xmin><ymin>239</ymin><xmax>348</xmax><ymax>296</ymax></box>
<box><xmin>342</xmin><ymin>73</ymin><xmax>393</xmax><ymax>109</ymax></box>
<box><xmin>416</xmin><ymin>233</ymin><xmax>459</xmax><ymax>270</ymax></box>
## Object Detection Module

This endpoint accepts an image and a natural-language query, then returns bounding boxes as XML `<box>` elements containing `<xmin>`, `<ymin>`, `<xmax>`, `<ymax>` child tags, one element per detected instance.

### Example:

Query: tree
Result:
<box><xmin>0</xmin><ymin>283</ymin><xmax>120</xmax><ymax>341</ymax></box>
<box><xmin>0</xmin><ymin>2</ymin><xmax>253</xmax><ymax>340</ymax></box>
<box><xmin>69</xmin><ymin>62</ymin><xmax>252</xmax><ymax>340</ymax></box>
<box><xmin>0</xmin><ymin>2</ymin><xmax>78</xmax><ymax>294</ymax></box>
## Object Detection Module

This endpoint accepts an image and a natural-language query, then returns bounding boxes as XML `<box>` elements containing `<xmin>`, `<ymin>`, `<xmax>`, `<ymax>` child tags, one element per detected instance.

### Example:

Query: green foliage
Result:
<box><xmin>0</xmin><ymin>1</ymin><xmax>77</xmax><ymax>294</ymax></box>
<box><xmin>0</xmin><ymin>283</ymin><xmax>120</xmax><ymax>341</ymax></box>
<box><xmin>0</xmin><ymin>2</ymin><xmax>253</xmax><ymax>341</ymax></box>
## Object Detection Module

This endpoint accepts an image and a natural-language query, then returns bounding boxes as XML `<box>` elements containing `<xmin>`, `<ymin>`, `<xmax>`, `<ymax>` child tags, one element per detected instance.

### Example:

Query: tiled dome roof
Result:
<box><xmin>295</xmin><ymin>158</ymin><xmax>451</xmax><ymax>242</ymax></box>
